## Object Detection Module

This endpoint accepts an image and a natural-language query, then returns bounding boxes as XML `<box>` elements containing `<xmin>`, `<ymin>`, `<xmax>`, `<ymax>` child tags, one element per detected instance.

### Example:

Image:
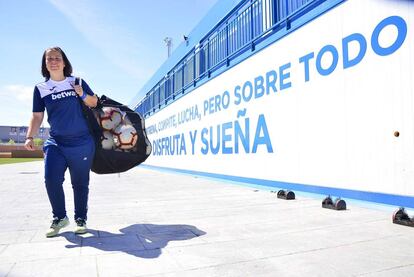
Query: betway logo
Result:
<box><xmin>51</xmin><ymin>90</ymin><xmax>77</xmax><ymax>100</ymax></box>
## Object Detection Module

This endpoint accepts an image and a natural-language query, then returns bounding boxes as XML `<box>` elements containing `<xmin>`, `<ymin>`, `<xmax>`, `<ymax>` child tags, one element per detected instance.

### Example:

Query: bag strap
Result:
<box><xmin>75</xmin><ymin>76</ymin><xmax>82</xmax><ymax>87</ymax></box>
<box><xmin>75</xmin><ymin>77</ymin><xmax>102</xmax><ymax>145</ymax></box>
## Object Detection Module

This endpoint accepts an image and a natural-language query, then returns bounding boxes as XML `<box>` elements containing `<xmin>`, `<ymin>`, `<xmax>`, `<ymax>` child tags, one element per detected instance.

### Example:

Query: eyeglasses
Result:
<box><xmin>46</xmin><ymin>57</ymin><xmax>63</xmax><ymax>62</ymax></box>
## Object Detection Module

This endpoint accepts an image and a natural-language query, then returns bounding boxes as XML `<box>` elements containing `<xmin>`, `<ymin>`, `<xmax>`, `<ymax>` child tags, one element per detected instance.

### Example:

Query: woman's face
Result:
<box><xmin>45</xmin><ymin>50</ymin><xmax>65</xmax><ymax>74</ymax></box>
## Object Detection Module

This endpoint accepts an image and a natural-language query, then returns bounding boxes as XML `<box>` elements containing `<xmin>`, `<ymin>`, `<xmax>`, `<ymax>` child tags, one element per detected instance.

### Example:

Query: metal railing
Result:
<box><xmin>136</xmin><ymin>0</ymin><xmax>324</xmax><ymax>116</ymax></box>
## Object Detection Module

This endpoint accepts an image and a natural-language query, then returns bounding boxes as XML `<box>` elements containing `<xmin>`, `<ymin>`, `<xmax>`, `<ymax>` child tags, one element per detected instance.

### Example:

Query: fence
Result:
<box><xmin>136</xmin><ymin>0</ymin><xmax>325</xmax><ymax>117</ymax></box>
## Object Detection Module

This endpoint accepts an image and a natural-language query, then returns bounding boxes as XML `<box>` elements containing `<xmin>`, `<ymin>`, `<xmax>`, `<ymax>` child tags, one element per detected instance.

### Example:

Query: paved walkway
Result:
<box><xmin>0</xmin><ymin>161</ymin><xmax>413</xmax><ymax>277</ymax></box>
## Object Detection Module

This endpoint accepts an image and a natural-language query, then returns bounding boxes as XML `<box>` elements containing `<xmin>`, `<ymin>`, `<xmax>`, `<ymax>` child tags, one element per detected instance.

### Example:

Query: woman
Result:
<box><xmin>25</xmin><ymin>46</ymin><xmax>98</xmax><ymax>237</ymax></box>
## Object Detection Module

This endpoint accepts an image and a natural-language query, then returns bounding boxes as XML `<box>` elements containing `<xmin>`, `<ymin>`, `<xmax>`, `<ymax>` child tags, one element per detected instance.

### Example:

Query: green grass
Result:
<box><xmin>0</xmin><ymin>158</ymin><xmax>43</xmax><ymax>165</ymax></box>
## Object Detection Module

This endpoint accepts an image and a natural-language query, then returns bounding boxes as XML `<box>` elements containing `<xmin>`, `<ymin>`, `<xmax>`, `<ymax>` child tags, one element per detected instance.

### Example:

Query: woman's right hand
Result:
<box><xmin>24</xmin><ymin>138</ymin><xmax>35</xmax><ymax>151</ymax></box>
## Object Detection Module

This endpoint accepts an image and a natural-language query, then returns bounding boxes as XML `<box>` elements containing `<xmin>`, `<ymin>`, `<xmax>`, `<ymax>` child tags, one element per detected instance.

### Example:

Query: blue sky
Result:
<box><xmin>0</xmin><ymin>0</ymin><xmax>219</xmax><ymax>126</ymax></box>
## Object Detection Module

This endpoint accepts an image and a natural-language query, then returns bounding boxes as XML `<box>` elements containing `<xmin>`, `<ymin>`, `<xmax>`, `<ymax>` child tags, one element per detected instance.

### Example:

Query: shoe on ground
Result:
<box><xmin>74</xmin><ymin>218</ymin><xmax>87</xmax><ymax>234</ymax></box>
<box><xmin>46</xmin><ymin>216</ymin><xmax>69</xmax><ymax>237</ymax></box>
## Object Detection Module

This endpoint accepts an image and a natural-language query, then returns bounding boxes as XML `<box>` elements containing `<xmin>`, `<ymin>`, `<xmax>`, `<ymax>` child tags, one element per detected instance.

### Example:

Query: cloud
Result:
<box><xmin>3</xmin><ymin>85</ymin><xmax>33</xmax><ymax>102</ymax></box>
<box><xmin>0</xmin><ymin>84</ymin><xmax>34</xmax><ymax>126</ymax></box>
<box><xmin>48</xmin><ymin>0</ymin><xmax>147</xmax><ymax>80</ymax></box>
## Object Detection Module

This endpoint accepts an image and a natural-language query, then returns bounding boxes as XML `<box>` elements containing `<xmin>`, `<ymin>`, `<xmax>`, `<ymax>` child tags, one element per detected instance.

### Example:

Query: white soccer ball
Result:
<box><xmin>123</xmin><ymin>115</ymin><xmax>132</xmax><ymax>125</ymax></box>
<box><xmin>98</xmin><ymin>107</ymin><xmax>123</xmax><ymax>131</ymax></box>
<box><xmin>112</xmin><ymin>124</ymin><xmax>138</xmax><ymax>150</ymax></box>
<box><xmin>101</xmin><ymin>131</ymin><xmax>115</xmax><ymax>150</ymax></box>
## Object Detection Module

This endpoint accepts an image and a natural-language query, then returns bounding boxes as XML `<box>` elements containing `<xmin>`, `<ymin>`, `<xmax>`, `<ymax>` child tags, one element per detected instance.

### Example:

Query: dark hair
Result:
<box><xmin>41</xmin><ymin>47</ymin><xmax>73</xmax><ymax>80</ymax></box>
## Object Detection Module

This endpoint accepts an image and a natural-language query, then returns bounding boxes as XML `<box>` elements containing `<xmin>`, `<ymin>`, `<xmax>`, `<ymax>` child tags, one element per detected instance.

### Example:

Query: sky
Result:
<box><xmin>0</xmin><ymin>0</ymin><xmax>219</xmax><ymax>127</ymax></box>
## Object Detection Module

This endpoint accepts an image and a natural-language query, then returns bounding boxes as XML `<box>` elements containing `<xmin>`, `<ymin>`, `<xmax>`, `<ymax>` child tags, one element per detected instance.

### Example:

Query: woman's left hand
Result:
<box><xmin>74</xmin><ymin>84</ymin><xmax>83</xmax><ymax>97</ymax></box>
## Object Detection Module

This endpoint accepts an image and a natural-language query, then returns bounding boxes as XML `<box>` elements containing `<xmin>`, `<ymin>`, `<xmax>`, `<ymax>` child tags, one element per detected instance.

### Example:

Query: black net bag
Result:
<box><xmin>80</xmin><ymin>95</ymin><xmax>152</xmax><ymax>174</ymax></box>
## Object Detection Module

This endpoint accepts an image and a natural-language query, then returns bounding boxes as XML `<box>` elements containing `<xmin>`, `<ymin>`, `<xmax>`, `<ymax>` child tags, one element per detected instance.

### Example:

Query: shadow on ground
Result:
<box><xmin>60</xmin><ymin>223</ymin><xmax>206</xmax><ymax>258</ymax></box>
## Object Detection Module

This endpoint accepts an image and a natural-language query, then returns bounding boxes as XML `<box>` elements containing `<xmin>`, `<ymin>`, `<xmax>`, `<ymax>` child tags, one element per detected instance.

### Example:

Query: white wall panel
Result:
<box><xmin>144</xmin><ymin>0</ymin><xmax>414</xmax><ymax>198</ymax></box>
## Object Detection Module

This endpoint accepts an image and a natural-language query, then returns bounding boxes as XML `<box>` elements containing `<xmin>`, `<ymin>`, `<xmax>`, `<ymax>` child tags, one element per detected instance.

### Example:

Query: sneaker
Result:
<box><xmin>46</xmin><ymin>216</ymin><xmax>69</xmax><ymax>237</ymax></box>
<box><xmin>74</xmin><ymin>218</ymin><xmax>87</xmax><ymax>234</ymax></box>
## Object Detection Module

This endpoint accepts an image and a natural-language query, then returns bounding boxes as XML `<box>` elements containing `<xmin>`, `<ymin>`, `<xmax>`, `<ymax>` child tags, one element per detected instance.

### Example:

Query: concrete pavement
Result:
<box><xmin>0</xmin><ymin>161</ymin><xmax>413</xmax><ymax>276</ymax></box>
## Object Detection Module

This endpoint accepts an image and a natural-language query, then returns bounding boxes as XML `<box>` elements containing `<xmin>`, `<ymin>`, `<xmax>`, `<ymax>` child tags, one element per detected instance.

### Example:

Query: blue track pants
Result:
<box><xmin>44</xmin><ymin>139</ymin><xmax>95</xmax><ymax>220</ymax></box>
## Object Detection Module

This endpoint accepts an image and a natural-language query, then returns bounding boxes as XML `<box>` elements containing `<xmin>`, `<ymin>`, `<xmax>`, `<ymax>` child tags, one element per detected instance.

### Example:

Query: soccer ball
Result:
<box><xmin>122</xmin><ymin>115</ymin><xmax>132</xmax><ymax>125</ymax></box>
<box><xmin>101</xmin><ymin>131</ymin><xmax>115</xmax><ymax>150</ymax></box>
<box><xmin>112</xmin><ymin>124</ymin><xmax>138</xmax><ymax>150</ymax></box>
<box><xmin>97</xmin><ymin>107</ymin><xmax>123</xmax><ymax>131</ymax></box>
